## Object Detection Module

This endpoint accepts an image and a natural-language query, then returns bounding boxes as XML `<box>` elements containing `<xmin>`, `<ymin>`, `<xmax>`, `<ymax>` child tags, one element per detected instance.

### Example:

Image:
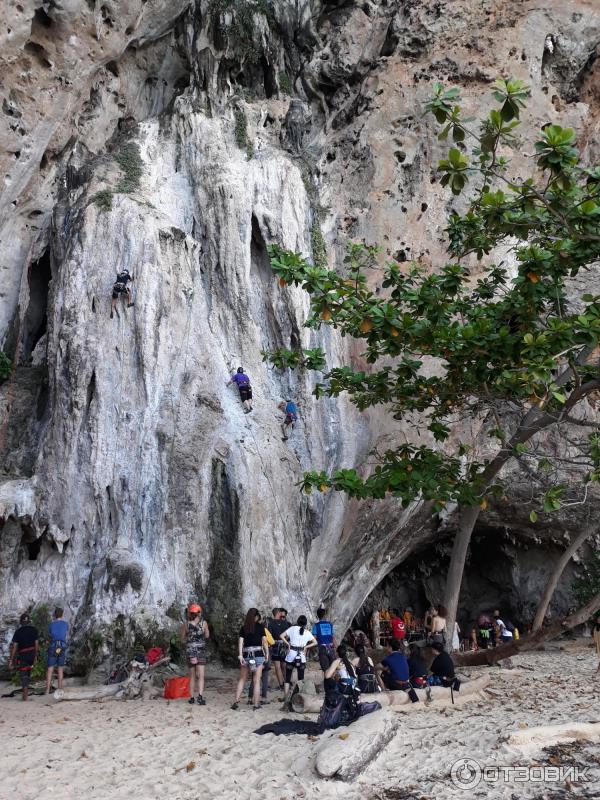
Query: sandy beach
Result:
<box><xmin>1</xmin><ymin>643</ymin><xmax>599</xmax><ymax>800</ymax></box>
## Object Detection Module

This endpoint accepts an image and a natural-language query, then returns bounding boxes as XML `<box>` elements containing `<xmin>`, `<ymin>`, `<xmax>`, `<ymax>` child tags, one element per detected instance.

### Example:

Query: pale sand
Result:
<box><xmin>1</xmin><ymin>644</ymin><xmax>599</xmax><ymax>800</ymax></box>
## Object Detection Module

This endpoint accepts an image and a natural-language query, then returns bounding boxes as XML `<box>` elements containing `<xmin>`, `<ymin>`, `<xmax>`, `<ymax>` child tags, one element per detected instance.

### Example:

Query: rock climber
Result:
<box><xmin>227</xmin><ymin>367</ymin><xmax>253</xmax><ymax>413</ymax></box>
<box><xmin>278</xmin><ymin>399</ymin><xmax>298</xmax><ymax>441</ymax></box>
<box><xmin>110</xmin><ymin>268</ymin><xmax>134</xmax><ymax>318</ymax></box>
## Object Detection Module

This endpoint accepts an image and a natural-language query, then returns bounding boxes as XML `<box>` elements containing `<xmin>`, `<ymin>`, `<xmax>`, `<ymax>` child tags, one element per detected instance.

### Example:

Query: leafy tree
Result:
<box><xmin>265</xmin><ymin>78</ymin><xmax>600</xmax><ymax>636</ymax></box>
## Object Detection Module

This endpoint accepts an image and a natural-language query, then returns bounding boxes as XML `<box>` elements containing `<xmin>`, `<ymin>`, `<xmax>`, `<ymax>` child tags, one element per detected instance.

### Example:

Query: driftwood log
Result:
<box><xmin>508</xmin><ymin>722</ymin><xmax>600</xmax><ymax>750</ymax></box>
<box><xmin>315</xmin><ymin>709</ymin><xmax>399</xmax><ymax>781</ymax></box>
<box><xmin>53</xmin><ymin>657</ymin><xmax>172</xmax><ymax>701</ymax></box>
<box><xmin>292</xmin><ymin>674</ymin><xmax>490</xmax><ymax>713</ymax></box>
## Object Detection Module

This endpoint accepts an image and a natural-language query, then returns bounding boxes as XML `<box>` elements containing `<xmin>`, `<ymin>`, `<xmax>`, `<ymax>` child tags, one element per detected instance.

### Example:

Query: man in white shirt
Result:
<box><xmin>495</xmin><ymin>615</ymin><xmax>513</xmax><ymax>643</ymax></box>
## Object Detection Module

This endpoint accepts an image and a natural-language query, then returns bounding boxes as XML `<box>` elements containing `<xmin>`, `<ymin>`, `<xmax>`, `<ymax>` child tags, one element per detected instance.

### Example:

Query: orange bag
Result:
<box><xmin>163</xmin><ymin>676</ymin><xmax>190</xmax><ymax>699</ymax></box>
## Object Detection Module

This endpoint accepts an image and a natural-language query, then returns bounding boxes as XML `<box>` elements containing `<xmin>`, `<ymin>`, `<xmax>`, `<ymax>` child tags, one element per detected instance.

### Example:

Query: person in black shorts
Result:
<box><xmin>267</xmin><ymin>608</ymin><xmax>290</xmax><ymax>692</ymax></box>
<box><xmin>311</xmin><ymin>607</ymin><xmax>337</xmax><ymax>671</ymax></box>
<box><xmin>227</xmin><ymin>367</ymin><xmax>253</xmax><ymax>412</ymax></box>
<box><xmin>110</xmin><ymin>269</ymin><xmax>134</xmax><ymax>318</ymax></box>
<box><xmin>9</xmin><ymin>613</ymin><xmax>39</xmax><ymax>701</ymax></box>
<box><xmin>281</xmin><ymin>615</ymin><xmax>317</xmax><ymax>698</ymax></box>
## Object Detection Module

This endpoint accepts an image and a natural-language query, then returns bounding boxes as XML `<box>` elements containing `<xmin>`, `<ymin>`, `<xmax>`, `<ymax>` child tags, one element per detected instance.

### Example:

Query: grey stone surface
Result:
<box><xmin>1</xmin><ymin>1</ymin><xmax>600</xmax><ymax>660</ymax></box>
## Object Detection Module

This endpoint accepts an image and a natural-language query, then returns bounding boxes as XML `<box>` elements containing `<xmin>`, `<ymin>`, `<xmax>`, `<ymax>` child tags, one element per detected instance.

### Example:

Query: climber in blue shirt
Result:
<box><xmin>312</xmin><ymin>607</ymin><xmax>336</xmax><ymax>671</ymax></box>
<box><xmin>279</xmin><ymin>399</ymin><xmax>298</xmax><ymax>441</ymax></box>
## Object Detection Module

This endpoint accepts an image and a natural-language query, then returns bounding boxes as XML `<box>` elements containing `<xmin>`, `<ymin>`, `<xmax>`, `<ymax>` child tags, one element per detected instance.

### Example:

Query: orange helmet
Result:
<box><xmin>188</xmin><ymin>603</ymin><xmax>201</xmax><ymax>614</ymax></box>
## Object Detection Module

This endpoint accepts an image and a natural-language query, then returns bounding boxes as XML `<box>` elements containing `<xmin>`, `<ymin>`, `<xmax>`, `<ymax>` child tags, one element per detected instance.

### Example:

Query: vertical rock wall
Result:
<box><xmin>2</xmin><ymin>0</ymin><xmax>600</xmax><ymax>659</ymax></box>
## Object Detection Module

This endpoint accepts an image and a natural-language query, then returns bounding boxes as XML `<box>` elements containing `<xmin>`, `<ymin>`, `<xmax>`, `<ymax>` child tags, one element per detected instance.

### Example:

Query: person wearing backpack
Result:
<box><xmin>353</xmin><ymin>643</ymin><xmax>379</xmax><ymax>693</ymax></box>
<box><xmin>319</xmin><ymin>646</ymin><xmax>381</xmax><ymax>729</ymax></box>
<box><xmin>45</xmin><ymin>607</ymin><xmax>69</xmax><ymax>695</ymax></box>
<box><xmin>227</xmin><ymin>367</ymin><xmax>253</xmax><ymax>413</ymax></box>
<box><xmin>110</xmin><ymin>268</ymin><xmax>134</xmax><ymax>318</ymax></box>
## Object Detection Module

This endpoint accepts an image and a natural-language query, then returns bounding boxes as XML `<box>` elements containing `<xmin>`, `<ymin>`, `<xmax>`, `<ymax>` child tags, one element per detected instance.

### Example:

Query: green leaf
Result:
<box><xmin>529</xmin><ymin>510</ymin><xmax>538</xmax><ymax>522</ymax></box>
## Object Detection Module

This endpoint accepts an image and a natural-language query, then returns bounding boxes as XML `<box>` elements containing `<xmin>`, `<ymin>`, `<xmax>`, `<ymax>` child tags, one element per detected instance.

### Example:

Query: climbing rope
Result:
<box><xmin>136</xmin><ymin>255</ymin><xmax>196</xmax><ymax>608</ymax></box>
<box><xmin>246</xmin><ymin>422</ymin><xmax>315</xmax><ymax>615</ymax></box>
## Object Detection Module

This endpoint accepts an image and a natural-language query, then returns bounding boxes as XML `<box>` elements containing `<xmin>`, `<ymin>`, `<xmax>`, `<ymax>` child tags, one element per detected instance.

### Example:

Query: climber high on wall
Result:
<box><xmin>279</xmin><ymin>399</ymin><xmax>298</xmax><ymax>441</ymax></box>
<box><xmin>110</xmin><ymin>269</ymin><xmax>134</xmax><ymax>319</ymax></box>
<box><xmin>227</xmin><ymin>367</ymin><xmax>253</xmax><ymax>413</ymax></box>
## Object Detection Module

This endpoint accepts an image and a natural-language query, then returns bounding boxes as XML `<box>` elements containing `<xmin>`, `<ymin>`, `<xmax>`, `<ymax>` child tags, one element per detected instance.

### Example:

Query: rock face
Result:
<box><xmin>1</xmin><ymin>1</ymin><xmax>600</xmax><ymax>660</ymax></box>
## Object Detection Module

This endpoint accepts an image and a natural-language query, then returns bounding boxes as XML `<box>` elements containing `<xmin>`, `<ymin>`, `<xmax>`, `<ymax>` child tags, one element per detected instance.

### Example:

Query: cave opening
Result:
<box><xmin>21</xmin><ymin>247</ymin><xmax>51</xmax><ymax>362</ymax></box>
<box><xmin>354</xmin><ymin>526</ymin><xmax>572</xmax><ymax>646</ymax></box>
<box><xmin>20</xmin><ymin>525</ymin><xmax>42</xmax><ymax>561</ymax></box>
<box><xmin>33</xmin><ymin>6</ymin><xmax>53</xmax><ymax>28</ymax></box>
<box><xmin>261</xmin><ymin>56</ymin><xmax>277</xmax><ymax>99</ymax></box>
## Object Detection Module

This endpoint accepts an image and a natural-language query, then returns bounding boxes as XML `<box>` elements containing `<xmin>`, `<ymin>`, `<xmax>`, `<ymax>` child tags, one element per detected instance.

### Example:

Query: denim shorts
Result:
<box><xmin>48</xmin><ymin>648</ymin><xmax>66</xmax><ymax>667</ymax></box>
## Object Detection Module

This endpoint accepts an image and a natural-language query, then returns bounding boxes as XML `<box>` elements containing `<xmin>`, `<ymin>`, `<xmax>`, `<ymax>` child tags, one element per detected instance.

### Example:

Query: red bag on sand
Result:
<box><xmin>164</xmin><ymin>677</ymin><xmax>190</xmax><ymax>699</ymax></box>
<box><xmin>146</xmin><ymin>647</ymin><xmax>165</xmax><ymax>665</ymax></box>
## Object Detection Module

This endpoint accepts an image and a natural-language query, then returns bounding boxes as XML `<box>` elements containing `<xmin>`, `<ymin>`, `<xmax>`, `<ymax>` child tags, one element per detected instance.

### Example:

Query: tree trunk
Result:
<box><xmin>532</xmin><ymin>525</ymin><xmax>594</xmax><ymax>631</ymax></box>
<box><xmin>444</xmin><ymin>504</ymin><xmax>481</xmax><ymax>644</ymax></box>
<box><xmin>293</xmin><ymin>674</ymin><xmax>491</xmax><ymax>712</ymax></box>
<box><xmin>371</xmin><ymin>610</ymin><xmax>380</xmax><ymax>648</ymax></box>
<box><xmin>315</xmin><ymin>710</ymin><xmax>400</xmax><ymax>781</ymax></box>
<box><xmin>454</xmin><ymin>589</ymin><xmax>600</xmax><ymax>667</ymax></box>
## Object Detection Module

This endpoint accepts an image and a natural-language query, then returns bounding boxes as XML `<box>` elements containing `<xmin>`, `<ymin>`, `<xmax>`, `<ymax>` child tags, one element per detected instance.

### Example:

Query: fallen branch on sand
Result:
<box><xmin>315</xmin><ymin>709</ymin><xmax>399</xmax><ymax>781</ymax></box>
<box><xmin>293</xmin><ymin>674</ymin><xmax>490</xmax><ymax>713</ymax></box>
<box><xmin>454</xmin><ymin>590</ymin><xmax>600</xmax><ymax>667</ymax></box>
<box><xmin>53</xmin><ymin>657</ymin><xmax>171</xmax><ymax>702</ymax></box>
<box><xmin>508</xmin><ymin>722</ymin><xmax>600</xmax><ymax>750</ymax></box>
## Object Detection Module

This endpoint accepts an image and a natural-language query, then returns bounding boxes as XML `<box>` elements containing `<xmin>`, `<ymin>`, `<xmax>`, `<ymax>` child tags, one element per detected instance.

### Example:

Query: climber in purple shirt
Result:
<box><xmin>227</xmin><ymin>367</ymin><xmax>253</xmax><ymax>413</ymax></box>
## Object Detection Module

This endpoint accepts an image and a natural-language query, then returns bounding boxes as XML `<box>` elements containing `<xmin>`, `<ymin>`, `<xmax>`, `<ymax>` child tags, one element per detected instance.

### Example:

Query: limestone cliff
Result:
<box><xmin>1</xmin><ymin>0</ymin><xmax>599</xmax><ymax>661</ymax></box>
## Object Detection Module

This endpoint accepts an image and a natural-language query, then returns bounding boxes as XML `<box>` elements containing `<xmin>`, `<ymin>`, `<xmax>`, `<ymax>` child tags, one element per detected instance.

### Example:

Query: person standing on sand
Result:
<box><xmin>247</xmin><ymin>612</ymin><xmax>273</xmax><ymax>704</ymax></box>
<box><xmin>594</xmin><ymin>615</ymin><xmax>600</xmax><ymax>673</ymax></box>
<box><xmin>312</xmin><ymin>607</ymin><xmax>337</xmax><ymax>672</ymax></box>
<box><xmin>180</xmin><ymin>604</ymin><xmax>209</xmax><ymax>705</ymax></box>
<box><xmin>451</xmin><ymin>619</ymin><xmax>461</xmax><ymax>652</ymax></box>
<box><xmin>428</xmin><ymin>606</ymin><xmax>447</xmax><ymax>646</ymax></box>
<box><xmin>8</xmin><ymin>613</ymin><xmax>39</xmax><ymax>701</ymax></box>
<box><xmin>281</xmin><ymin>615</ymin><xmax>317</xmax><ymax>699</ymax></box>
<box><xmin>232</xmin><ymin>608</ymin><xmax>268</xmax><ymax>711</ymax></box>
<box><xmin>267</xmin><ymin>608</ymin><xmax>290</xmax><ymax>693</ymax></box>
<box><xmin>46</xmin><ymin>607</ymin><xmax>69</xmax><ymax>695</ymax></box>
